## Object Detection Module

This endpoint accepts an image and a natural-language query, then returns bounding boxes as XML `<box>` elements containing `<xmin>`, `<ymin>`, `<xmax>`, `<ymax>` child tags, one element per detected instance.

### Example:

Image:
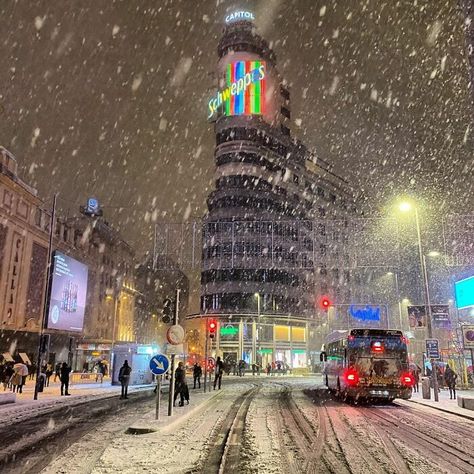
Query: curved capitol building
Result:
<box><xmin>199</xmin><ymin>11</ymin><xmax>356</xmax><ymax>370</ymax></box>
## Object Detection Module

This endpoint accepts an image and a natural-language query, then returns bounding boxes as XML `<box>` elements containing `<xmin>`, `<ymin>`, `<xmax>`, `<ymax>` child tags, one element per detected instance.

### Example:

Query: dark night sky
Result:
<box><xmin>1</xmin><ymin>0</ymin><xmax>473</xmax><ymax>254</ymax></box>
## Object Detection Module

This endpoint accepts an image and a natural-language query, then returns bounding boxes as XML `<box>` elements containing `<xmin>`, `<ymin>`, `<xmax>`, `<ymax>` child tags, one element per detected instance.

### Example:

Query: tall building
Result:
<box><xmin>200</xmin><ymin>12</ymin><xmax>357</xmax><ymax>369</ymax></box>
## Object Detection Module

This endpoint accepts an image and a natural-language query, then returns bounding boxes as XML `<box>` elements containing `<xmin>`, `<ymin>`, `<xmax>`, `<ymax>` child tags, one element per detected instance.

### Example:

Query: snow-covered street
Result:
<box><xmin>4</xmin><ymin>376</ymin><xmax>469</xmax><ymax>474</ymax></box>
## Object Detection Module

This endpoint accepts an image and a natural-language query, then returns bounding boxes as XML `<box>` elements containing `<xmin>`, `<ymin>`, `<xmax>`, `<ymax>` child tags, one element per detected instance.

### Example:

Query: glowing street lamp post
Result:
<box><xmin>399</xmin><ymin>202</ymin><xmax>439</xmax><ymax>401</ymax></box>
<box><xmin>255</xmin><ymin>293</ymin><xmax>261</xmax><ymax>365</ymax></box>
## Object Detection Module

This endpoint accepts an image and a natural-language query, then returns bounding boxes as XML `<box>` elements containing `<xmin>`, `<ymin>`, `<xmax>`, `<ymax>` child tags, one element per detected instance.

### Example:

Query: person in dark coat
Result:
<box><xmin>3</xmin><ymin>363</ymin><xmax>14</xmax><ymax>390</ymax></box>
<box><xmin>45</xmin><ymin>364</ymin><xmax>53</xmax><ymax>387</ymax></box>
<box><xmin>60</xmin><ymin>362</ymin><xmax>71</xmax><ymax>396</ymax></box>
<box><xmin>444</xmin><ymin>365</ymin><xmax>458</xmax><ymax>399</ymax></box>
<box><xmin>54</xmin><ymin>362</ymin><xmax>61</xmax><ymax>382</ymax></box>
<box><xmin>411</xmin><ymin>364</ymin><xmax>421</xmax><ymax>393</ymax></box>
<box><xmin>174</xmin><ymin>362</ymin><xmax>188</xmax><ymax>406</ymax></box>
<box><xmin>214</xmin><ymin>357</ymin><xmax>224</xmax><ymax>390</ymax></box>
<box><xmin>119</xmin><ymin>360</ymin><xmax>132</xmax><ymax>399</ymax></box>
<box><xmin>193</xmin><ymin>363</ymin><xmax>202</xmax><ymax>389</ymax></box>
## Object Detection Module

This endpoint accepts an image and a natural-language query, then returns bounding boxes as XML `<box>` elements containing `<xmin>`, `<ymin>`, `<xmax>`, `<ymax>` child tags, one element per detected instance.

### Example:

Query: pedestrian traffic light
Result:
<box><xmin>319</xmin><ymin>296</ymin><xmax>332</xmax><ymax>311</ymax></box>
<box><xmin>208</xmin><ymin>319</ymin><xmax>217</xmax><ymax>339</ymax></box>
<box><xmin>162</xmin><ymin>298</ymin><xmax>173</xmax><ymax>324</ymax></box>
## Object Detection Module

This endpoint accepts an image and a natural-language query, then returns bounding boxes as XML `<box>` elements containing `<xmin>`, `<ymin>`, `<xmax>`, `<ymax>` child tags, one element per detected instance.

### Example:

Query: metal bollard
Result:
<box><xmin>421</xmin><ymin>376</ymin><xmax>431</xmax><ymax>399</ymax></box>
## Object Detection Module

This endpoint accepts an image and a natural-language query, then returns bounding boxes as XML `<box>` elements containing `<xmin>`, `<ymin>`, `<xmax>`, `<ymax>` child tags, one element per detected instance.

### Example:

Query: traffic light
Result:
<box><xmin>208</xmin><ymin>319</ymin><xmax>217</xmax><ymax>339</ymax></box>
<box><xmin>319</xmin><ymin>296</ymin><xmax>332</xmax><ymax>311</ymax></box>
<box><xmin>162</xmin><ymin>298</ymin><xmax>173</xmax><ymax>324</ymax></box>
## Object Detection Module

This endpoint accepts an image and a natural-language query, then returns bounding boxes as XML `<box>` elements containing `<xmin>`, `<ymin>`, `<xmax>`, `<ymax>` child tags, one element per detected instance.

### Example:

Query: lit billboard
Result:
<box><xmin>454</xmin><ymin>276</ymin><xmax>474</xmax><ymax>309</ymax></box>
<box><xmin>47</xmin><ymin>252</ymin><xmax>88</xmax><ymax>332</ymax></box>
<box><xmin>208</xmin><ymin>61</ymin><xmax>265</xmax><ymax>120</ymax></box>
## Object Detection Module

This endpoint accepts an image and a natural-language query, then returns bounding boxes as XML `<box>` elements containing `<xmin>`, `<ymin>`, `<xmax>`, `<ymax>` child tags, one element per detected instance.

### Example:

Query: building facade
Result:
<box><xmin>0</xmin><ymin>146</ymin><xmax>184</xmax><ymax>371</ymax></box>
<box><xmin>199</xmin><ymin>13</ymin><xmax>357</xmax><ymax>370</ymax></box>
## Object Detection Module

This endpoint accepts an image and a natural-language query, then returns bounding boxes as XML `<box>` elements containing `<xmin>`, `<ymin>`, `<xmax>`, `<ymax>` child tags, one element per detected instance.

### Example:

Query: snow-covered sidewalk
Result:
<box><xmin>401</xmin><ymin>387</ymin><xmax>474</xmax><ymax>420</ymax></box>
<box><xmin>43</xmin><ymin>384</ymin><xmax>239</xmax><ymax>474</ymax></box>
<box><xmin>0</xmin><ymin>382</ymin><xmax>154</xmax><ymax>425</ymax></box>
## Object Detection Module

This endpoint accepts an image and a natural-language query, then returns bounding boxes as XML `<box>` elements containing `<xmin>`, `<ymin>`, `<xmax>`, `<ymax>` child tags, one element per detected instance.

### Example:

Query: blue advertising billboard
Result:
<box><xmin>47</xmin><ymin>252</ymin><xmax>88</xmax><ymax>332</ymax></box>
<box><xmin>454</xmin><ymin>276</ymin><xmax>474</xmax><ymax>309</ymax></box>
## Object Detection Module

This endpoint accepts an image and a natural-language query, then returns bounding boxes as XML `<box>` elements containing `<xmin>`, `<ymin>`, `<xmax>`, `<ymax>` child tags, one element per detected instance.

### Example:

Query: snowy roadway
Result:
<box><xmin>3</xmin><ymin>376</ymin><xmax>474</xmax><ymax>473</ymax></box>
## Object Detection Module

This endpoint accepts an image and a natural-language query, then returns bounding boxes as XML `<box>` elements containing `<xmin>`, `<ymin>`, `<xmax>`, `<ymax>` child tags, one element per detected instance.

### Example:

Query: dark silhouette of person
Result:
<box><xmin>214</xmin><ymin>357</ymin><xmax>224</xmax><ymax>390</ymax></box>
<box><xmin>193</xmin><ymin>363</ymin><xmax>202</xmax><ymax>389</ymax></box>
<box><xmin>174</xmin><ymin>362</ymin><xmax>187</xmax><ymax>406</ymax></box>
<box><xmin>119</xmin><ymin>360</ymin><xmax>132</xmax><ymax>399</ymax></box>
<box><xmin>444</xmin><ymin>365</ymin><xmax>458</xmax><ymax>399</ymax></box>
<box><xmin>60</xmin><ymin>362</ymin><xmax>71</xmax><ymax>396</ymax></box>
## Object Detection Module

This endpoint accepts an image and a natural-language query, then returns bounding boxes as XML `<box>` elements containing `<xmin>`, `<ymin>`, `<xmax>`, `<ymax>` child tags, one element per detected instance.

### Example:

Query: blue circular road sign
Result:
<box><xmin>149</xmin><ymin>354</ymin><xmax>170</xmax><ymax>375</ymax></box>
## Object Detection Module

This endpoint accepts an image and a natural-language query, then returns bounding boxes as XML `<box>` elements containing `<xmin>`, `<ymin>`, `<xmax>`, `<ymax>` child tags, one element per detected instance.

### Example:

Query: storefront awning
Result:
<box><xmin>2</xmin><ymin>352</ymin><xmax>14</xmax><ymax>362</ymax></box>
<box><xmin>19</xmin><ymin>352</ymin><xmax>32</xmax><ymax>365</ymax></box>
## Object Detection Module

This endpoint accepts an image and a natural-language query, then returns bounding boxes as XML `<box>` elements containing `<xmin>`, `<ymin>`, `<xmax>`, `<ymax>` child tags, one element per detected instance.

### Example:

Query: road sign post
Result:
<box><xmin>425</xmin><ymin>338</ymin><xmax>440</xmax><ymax>402</ymax></box>
<box><xmin>204</xmin><ymin>319</ymin><xmax>209</xmax><ymax>393</ymax></box>
<box><xmin>426</xmin><ymin>339</ymin><xmax>440</xmax><ymax>359</ymax></box>
<box><xmin>156</xmin><ymin>375</ymin><xmax>162</xmax><ymax>420</ymax></box>
<box><xmin>149</xmin><ymin>353</ymin><xmax>170</xmax><ymax>421</ymax></box>
<box><xmin>168</xmin><ymin>288</ymin><xmax>181</xmax><ymax>417</ymax></box>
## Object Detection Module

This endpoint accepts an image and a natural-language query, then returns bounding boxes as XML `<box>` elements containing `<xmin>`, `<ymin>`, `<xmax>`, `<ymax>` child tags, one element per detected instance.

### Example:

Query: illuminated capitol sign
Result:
<box><xmin>208</xmin><ymin>61</ymin><xmax>265</xmax><ymax>120</ymax></box>
<box><xmin>225</xmin><ymin>11</ymin><xmax>255</xmax><ymax>23</ymax></box>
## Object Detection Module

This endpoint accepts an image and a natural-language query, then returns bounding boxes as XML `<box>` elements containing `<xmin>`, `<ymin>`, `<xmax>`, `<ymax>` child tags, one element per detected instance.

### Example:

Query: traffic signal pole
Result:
<box><xmin>204</xmin><ymin>319</ymin><xmax>209</xmax><ymax>393</ymax></box>
<box><xmin>34</xmin><ymin>193</ymin><xmax>57</xmax><ymax>400</ymax></box>
<box><xmin>168</xmin><ymin>288</ymin><xmax>180</xmax><ymax>416</ymax></box>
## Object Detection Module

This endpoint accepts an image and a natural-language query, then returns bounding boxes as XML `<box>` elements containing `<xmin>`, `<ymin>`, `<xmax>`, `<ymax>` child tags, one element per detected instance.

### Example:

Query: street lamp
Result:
<box><xmin>399</xmin><ymin>201</ymin><xmax>439</xmax><ymax>401</ymax></box>
<box><xmin>254</xmin><ymin>293</ymin><xmax>261</xmax><ymax>365</ymax></box>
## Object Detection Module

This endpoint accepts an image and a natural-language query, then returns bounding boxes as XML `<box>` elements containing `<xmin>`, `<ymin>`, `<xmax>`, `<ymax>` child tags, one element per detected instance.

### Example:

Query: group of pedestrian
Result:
<box><xmin>265</xmin><ymin>361</ymin><xmax>289</xmax><ymax>376</ymax></box>
<box><xmin>0</xmin><ymin>362</ymin><xmax>28</xmax><ymax>393</ymax></box>
<box><xmin>411</xmin><ymin>361</ymin><xmax>458</xmax><ymax>399</ymax></box>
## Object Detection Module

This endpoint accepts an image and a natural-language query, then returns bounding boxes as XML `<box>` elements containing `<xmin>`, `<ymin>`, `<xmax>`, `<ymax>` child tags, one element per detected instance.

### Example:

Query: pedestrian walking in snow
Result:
<box><xmin>444</xmin><ymin>365</ymin><xmax>458</xmax><ymax>399</ymax></box>
<box><xmin>174</xmin><ymin>362</ymin><xmax>187</xmax><ymax>406</ymax></box>
<box><xmin>54</xmin><ymin>362</ymin><xmax>61</xmax><ymax>382</ymax></box>
<box><xmin>411</xmin><ymin>364</ymin><xmax>421</xmax><ymax>393</ymax></box>
<box><xmin>193</xmin><ymin>363</ymin><xmax>202</xmax><ymax>389</ymax></box>
<box><xmin>119</xmin><ymin>360</ymin><xmax>132</xmax><ymax>399</ymax></box>
<box><xmin>3</xmin><ymin>363</ymin><xmax>14</xmax><ymax>390</ymax></box>
<box><xmin>266</xmin><ymin>363</ymin><xmax>271</xmax><ymax>376</ymax></box>
<box><xmin>10</xmin><ymin>371</ymin><xmax>23</xmax><ymax>393</ymax></box>
<box><xmin>214</xmin><ymin>357</ymin><xmax>224</xmax><ymax>390</ymax></box>
<box><xmin>45</xmin><ymin>364</ymin><xmax>53</xmax><ymax>387</ymax></box>
<box><xmin>60</xmin><ymin>362</ymin><xmax>71</xmax><ymax>396</ymax></box>
<box><xmin>251</xmin><ymin>363</ymin><xmax>256</xmax><ymax>376</ymax></box>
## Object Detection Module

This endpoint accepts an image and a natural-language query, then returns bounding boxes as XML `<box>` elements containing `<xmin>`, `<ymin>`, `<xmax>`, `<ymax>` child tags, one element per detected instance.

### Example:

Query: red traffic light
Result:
<box><xmin>208</xmin><ymin>319</ymin><xmax>217</xmax><ymax>338</ymax></box>
<box><xmin>319</xmin><ymin>296</ymin><xmax>332</xmax><ymax>310</ymax></box>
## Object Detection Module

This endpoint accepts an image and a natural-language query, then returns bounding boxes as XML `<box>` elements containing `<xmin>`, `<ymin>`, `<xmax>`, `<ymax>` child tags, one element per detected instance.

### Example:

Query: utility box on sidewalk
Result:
<box><xmin>111</xmin><ymin>344</ymin><xmax>154</xmax><ymax>386</ymax></box>
<box><xmin>421</xmin><ymin>376</ymin><xmax>431</xmax><ymax>399</ymax></box>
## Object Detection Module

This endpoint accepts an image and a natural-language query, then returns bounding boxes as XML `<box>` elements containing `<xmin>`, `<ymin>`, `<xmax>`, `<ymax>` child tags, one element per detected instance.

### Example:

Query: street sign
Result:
<box><xmin>165</xmin><ymin>343</ymin><xmax>184</xmax><ymax>355</ymax></box>
<box><xmin>149</xmin><ymin>354</ymin><xmax>170</xmax><ymax>375</ymax></box>
<box><xmin>462</xmin><ymin>325</ymin><xmax>474</xmax><ymax>349</ymax></box>
<box><xmin>425</xmin><ymin>339</ymin><xmax>440</xmax><ymax>359</ymax></box>
<box><xmin>167</xmin><ymin>324</ymin><xmax>185</xmax><ymax>345</ymax></box>
<box><xmin>207</xmin><ymin>357</ymin><xmax>216</xmax><ymax>369</ymax></box>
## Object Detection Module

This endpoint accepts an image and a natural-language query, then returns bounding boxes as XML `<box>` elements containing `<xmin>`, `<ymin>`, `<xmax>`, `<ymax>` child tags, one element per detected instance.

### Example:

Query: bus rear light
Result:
<box><xmin>344</xmin><ymin>369</ymin><xmax>359</xmax><ymax>386</ymax></box>
<box><xmin>400</xmin><ymin>336</ymin><xmax>408</xmax><ymax>345</ymax></box>
<box><xmin>371</xmin><ymin>341</ymin><xmax>384</xmax><ymax>353</ymax></box>
<box><xmin>400</xmin><ymin>373</ymin><xmax>414</xmax><ymax>387</ymax></box>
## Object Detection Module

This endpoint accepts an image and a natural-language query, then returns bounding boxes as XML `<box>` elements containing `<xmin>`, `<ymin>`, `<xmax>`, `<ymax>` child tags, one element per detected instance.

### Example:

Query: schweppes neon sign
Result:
<box><xmin>208</xmin><ymin>60</ymin><xmax>265</xmax><ymax>120</ymax></box>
